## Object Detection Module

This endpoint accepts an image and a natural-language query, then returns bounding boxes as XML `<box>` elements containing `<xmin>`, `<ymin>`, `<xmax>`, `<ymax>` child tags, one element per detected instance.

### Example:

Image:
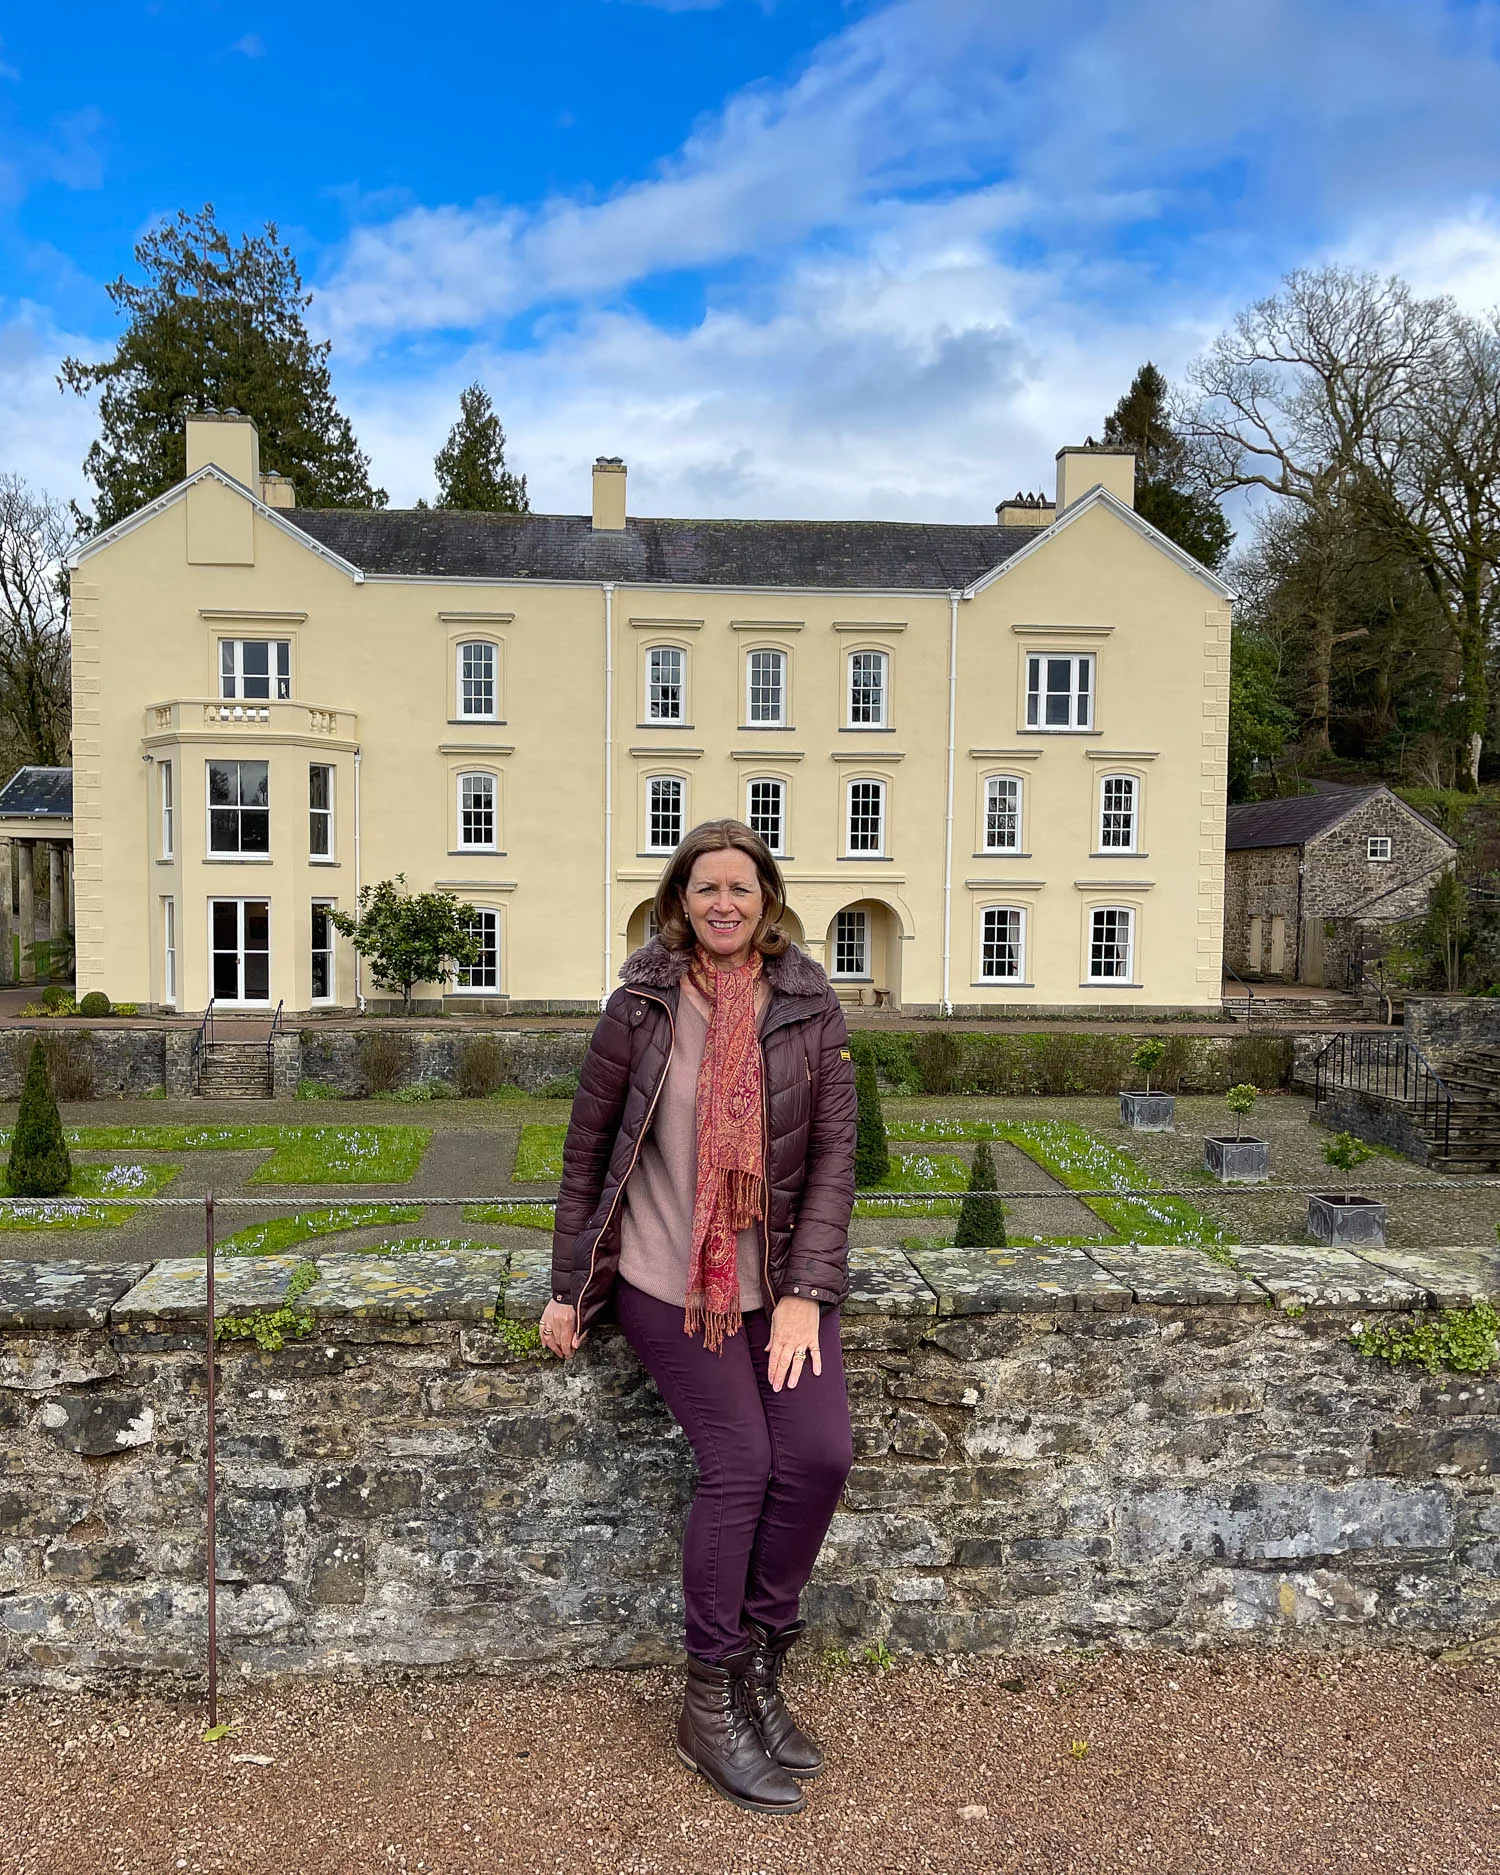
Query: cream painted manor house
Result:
<box><xmin>67</xmin><ymin>413</ymin><xmax>1231</xmax><ymax>1016</ymax></box>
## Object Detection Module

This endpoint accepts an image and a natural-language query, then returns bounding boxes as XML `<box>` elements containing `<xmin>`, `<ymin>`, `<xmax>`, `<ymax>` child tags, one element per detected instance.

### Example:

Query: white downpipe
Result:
<box><xmin>940</xmin><ymin>590</ymin><xmax>960</xmax><ymax>1015</ymax></box>
<box><xmin>353</xmin><ymin>747</ymin><xmax>365</xmax><ymax>1012</ymax></box>
<box><xmin>602</xmin><ymin>582</ymin><xmax>615</xmax><ymax>1010</ymax></box>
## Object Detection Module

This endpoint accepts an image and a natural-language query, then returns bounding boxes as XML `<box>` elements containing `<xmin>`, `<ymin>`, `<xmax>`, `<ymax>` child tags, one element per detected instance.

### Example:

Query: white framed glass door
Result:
<box><xmin>210</xmin><ymin>898</ymin><xmax>271</xmax><ymax>1003</ymax></box>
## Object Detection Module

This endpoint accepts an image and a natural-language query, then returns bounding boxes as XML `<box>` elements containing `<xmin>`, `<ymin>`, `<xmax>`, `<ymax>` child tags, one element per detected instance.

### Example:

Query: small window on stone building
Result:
<box><xmin>1367</xmin><ymin>836</ymin><xmax>1393</xmax><ymax>862</ymax></box>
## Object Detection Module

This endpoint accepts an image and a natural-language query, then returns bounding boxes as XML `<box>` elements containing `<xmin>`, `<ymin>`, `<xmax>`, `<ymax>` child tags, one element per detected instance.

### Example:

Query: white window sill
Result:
<box><xmin>309</xmin><ymin>858</ymin><xmax>340</xmax><ymax>867</ymax></box>
<box><xmin>1091</xmin><ymin>850</ymin><xmax>1147</xmax><ymax>859</ymax></box>
<box><xmin>830</xmin><ymin>975</ymin><xmax>873</xmax><ymax>984</ymax></box>
<box><xmin>840</xmin><ymin>725</ymin><xmax>894</xmax><ymax>733</ymax></box>
<box><xmin>839</xmin><ymin>853</ymin><xmax>891</xmax><ymax>861</ymax></box>
<box><xmin>1081</xmin><ymin>980</ymin><xmax>1143</xmax><ymax>989</ymax></box>
<box><xmin>204</xmin><ymin>855</ymin><xmax>273</xmax><ymax>865</ymax></box>
<box><xmin>449</xmin><ymin>849</ymin><xmax>504</xmax><ymax>857</ymax></box>
<box><xmin>449</xmin><ymin>717</ymin><xmax>506</xmax><ymax>726</ymax></box>
<box><xmin>974</xmin><ymin>850</ymin><xmax>1029</xmax><ymax>858</ymax></box>
<box><xmin>737</xmin><ymin>723</ymin><xmax>795</xmax><ymax>732</ymax></box>
<box><xmin>1018</xmin><ymin>727</ymin><xmax>1101</xmax><ymax>736</ymax></box>
<box><xmin>972</xmin><ymin>980</ymin><xmax>1033</xmax><ymax>988</ymax></box>
<box><xmin>638</xmin><ymin>721</ymin><xmax>692</xmax><ymax>730</ymax></box>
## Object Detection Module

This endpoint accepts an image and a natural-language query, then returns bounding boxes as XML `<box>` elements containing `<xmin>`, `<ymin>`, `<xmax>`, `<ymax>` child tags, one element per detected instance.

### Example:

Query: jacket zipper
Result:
<box><xmin>758</xmin><ymin>1036</ymin><xmax>776</xmax><ymax>1310</ymax></box>
<box><xmin>573</xmin><ymin>988</ymin><xmax>676</xmax><ymax>1330</ymax></box>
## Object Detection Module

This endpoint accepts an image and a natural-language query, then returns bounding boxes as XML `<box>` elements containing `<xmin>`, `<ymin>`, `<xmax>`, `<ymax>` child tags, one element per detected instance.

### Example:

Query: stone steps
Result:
<box><xmin>198</xmin><ymin>1042</ymin><xmax>272</xmax><ymax>1099</ymax></box>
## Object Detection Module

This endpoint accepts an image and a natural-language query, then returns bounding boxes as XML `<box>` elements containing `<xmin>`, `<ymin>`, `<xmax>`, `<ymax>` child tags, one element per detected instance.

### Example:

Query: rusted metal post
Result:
<box><xmin>205</xmin><ymin>1191</ymin><xmax>217</xmax><ymax>1728</ymax></box>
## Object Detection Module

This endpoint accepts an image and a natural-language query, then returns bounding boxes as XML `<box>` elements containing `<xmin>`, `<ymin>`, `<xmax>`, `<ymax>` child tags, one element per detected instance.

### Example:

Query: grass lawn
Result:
<box><xmin>853</xmin><ymin>1151</ymin><xmax>971</xmax><ymax>1217</ymax></box>
<box><xmin>888</xmin><ymin>1118</ymin><xmax>1229</xmax><ymax>1247</ymax></box>
<box><xmin>216</xmin><ymin>1203</ymin><xmax>423</xmax><ymax>1257</ymax></box>
<box><xmin>513</xmin><ymin>1124</ymin><xmax>567</xmax><ymax>1182</ymax></box>
<box><xmin>0</xmin><ymin>1161</ymin><xmax>180</xmax><ymax>1229</ymax></box>
<box><xmin>36</xmin><ymin>1125</ymin><xmax>431</xmax><ymax>1185</ymax></box>
<box><xmin>464</xmin><ymin>1200</ymin><xmax>556</xmax><ymax>1229</ymax></box>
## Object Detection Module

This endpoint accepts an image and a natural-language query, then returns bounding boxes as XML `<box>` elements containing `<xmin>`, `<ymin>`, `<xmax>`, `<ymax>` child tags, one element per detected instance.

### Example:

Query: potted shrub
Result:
<box><xmin>1203</xmin><ymin>1082</ymin><xmax>1270</xmax><ymax>1183</ymax></box>
<box><xmin>1119</xmin><ymin>1038</ymin><xmax>1174</xmax><ymax>1131</ymax></box>
<box><xmin>1308</xmin><ymin>1132</ymin><xmax>1386</xmax><ymax>1247</ymax></box>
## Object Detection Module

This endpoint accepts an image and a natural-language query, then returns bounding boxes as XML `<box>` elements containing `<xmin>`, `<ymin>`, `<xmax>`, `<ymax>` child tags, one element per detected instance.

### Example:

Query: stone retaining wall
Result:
<box><xmin>1406</xmin><ymin>996</ymin><xmax>1500</xmax><ymax>1066</ymax></box>
<box><xmin>4</xmin><ymin>1238</ymin><xmax>1500</xmax><ymax>1692</ymax></box>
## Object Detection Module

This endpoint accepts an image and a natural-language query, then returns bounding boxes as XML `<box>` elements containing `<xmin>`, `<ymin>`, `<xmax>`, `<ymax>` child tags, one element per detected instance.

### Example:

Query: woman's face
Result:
<box><xmin>683</xmin><ymin>847</ymin><xmax>765</xmax><ymax>968</ymax></box>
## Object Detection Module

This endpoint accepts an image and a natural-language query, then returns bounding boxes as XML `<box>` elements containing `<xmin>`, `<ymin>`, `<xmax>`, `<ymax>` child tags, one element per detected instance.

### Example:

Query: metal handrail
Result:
<box><xmin>1223</xmin><ymin>960</ymin><xmax>1255</xmax><ymax>1020</ymax></box>
<box><xmin>1313</xmin><ymin>1031</ymin><xmax>1454</xmax><ymax>1159</ymax></box>
<box><xmin>190</xmin><ymin>999</ymin><xmax>216</xmax><ymax>1095</ymax></box>
<box><xmin>266</xmin><ymin>1000</ymin><xmax>284</xmax><ymax>1087</ymax></box>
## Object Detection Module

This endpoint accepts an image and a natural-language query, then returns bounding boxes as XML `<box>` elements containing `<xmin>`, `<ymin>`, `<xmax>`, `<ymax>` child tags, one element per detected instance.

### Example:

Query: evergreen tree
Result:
<box><xmin>853</xmin><ymin>1056</ymin><xmax>890</xmax><ymax>1187</ymax></box>
<box><xmin>1103</xmin><ymin>363</ymin><xmax>1232</xmax><ymax>570</ymax></box>
<box><xmin>433</xmin><ymin>383</ymin><xmax>530</xmax><ymax>512</ymax></box>
<box><xmin>61</xmin><ymin>205</ymin><xmax>385</xmax><ymax>528</ymax></box>
<box><xmin>954</xmin><ymin>1138</ymin><xmax>1006</xmax><ymax>1248</ymax></box>
<box><xmin>7</xmin><ymin>1040</ymin><xmax>71</xmax><ymax>1197</ymax></box>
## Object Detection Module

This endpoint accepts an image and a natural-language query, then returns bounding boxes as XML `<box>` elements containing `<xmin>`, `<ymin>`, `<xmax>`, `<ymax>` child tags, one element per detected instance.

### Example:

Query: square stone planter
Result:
<box><xmin>1203</xmin><ymin>1135</ymin><xmax>1270</xmax><ymax>1183</ymax></box>
<box><xmin>1307</xmin><ymin>1192</ymin><xmax>1387</xmax><ymax>1248</ymax></box>
<box><xmin>1119</xmin><ymin>1091</ymin><xmax>1175</xmax><ymax>1131</ymax></box>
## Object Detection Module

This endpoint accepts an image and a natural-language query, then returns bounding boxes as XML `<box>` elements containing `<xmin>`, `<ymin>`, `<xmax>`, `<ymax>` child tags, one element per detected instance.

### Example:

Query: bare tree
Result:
<box><xmin>1359</xmin><ymin>309</ymin><xmax>1500</xmax><ymax>788</ymax></box>
<box><xmin>1183</xmin><ymin>268</ymin><xmax>1446</xmax><ymax>751</ymax></box>
<box><xmin>0</xmin><ymin>476</ymin><xmax>75</xmax><ymax>770</ymax></box>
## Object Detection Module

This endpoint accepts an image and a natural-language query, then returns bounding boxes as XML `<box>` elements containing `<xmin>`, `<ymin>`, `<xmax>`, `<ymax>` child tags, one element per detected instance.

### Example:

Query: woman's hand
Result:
<box><xmin>539</xmin><ymin>1300</ymin><xmax>581</xmax><ymax>1360</ymax></box>
<box><xmin>768</xmin><ymin>1296</ymin><xmax>822</xmax><ymax>1392</ymax></box>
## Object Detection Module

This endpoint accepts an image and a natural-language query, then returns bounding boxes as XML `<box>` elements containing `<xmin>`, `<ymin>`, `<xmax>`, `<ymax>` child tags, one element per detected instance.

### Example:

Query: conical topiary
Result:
<box><xmin>853</xmin><ymin>1055</ymin><xmax>890</xmax><ymax>1187</ymax></box>
<box><xmin>8</xmin><ymin>1039</ymin><xmax>71</xmax><ymax>1197</ymax></box>
<box><xmin>954</xmin><ymin>1138</ymin><xmax>1006</xmax><ymax>1248</ymax></box>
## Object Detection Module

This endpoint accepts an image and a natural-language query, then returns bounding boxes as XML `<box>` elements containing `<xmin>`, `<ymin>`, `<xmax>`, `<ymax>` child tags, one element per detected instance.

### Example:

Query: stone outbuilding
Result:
<box><xmin>1223</xmin><ymin>785</ymin><xmax>1455</xmax><ymax>988</ymax></box>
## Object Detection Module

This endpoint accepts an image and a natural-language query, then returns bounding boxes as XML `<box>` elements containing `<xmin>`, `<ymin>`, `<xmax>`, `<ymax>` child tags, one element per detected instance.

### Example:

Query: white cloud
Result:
<box><xmin>1339</xmin><ymin>203</ymin><xmax>1500</xmax><ymax>312</ymax></box>
<box><xmin>0</xmin><ymin>306</ymin><xmax>98</xmax><ymax>503</ymax></box>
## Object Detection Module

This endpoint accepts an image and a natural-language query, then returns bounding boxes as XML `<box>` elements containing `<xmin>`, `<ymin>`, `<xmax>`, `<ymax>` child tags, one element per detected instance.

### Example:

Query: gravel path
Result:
<box><xmin>4</xmin><ymin>1650</ymin><xmax>1498</xmax><ymax>1874</ymax></box>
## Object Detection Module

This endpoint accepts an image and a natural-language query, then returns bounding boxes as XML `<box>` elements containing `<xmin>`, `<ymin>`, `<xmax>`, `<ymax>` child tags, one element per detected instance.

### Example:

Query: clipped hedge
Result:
<box><xmin>848</xmin><ymin>1030</ymin><xmax>1293</xmax><ymax>1097</ymax></box>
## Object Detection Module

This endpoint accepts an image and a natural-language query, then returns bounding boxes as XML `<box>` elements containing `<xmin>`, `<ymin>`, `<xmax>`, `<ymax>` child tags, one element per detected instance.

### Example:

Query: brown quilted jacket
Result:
<box><xmin>550</xmin><ymin>939</ymin><xmax>857</xmax><ymax>1332</ymax></box>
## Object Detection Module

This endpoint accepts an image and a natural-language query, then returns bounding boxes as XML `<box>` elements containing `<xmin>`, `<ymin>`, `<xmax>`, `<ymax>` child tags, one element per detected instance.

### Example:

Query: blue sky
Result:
<box><xmin>5</xmin><ymin>0</ymin><xmax>1500</xmax><ymax>519</ymax></box>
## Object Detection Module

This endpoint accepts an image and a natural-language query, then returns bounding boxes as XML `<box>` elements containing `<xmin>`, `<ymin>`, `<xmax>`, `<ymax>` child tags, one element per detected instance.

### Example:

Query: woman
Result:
<box><xmin>541</xmin><ymin>819</ymin><xmax>857</xmax><ymax>1817</ymax></box>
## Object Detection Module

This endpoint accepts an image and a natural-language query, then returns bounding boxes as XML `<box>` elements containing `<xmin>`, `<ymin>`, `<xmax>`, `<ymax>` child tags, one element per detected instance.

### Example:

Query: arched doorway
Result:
<box><xmin>826</xmin><ymin>900</ymin><xmax>902</xmax><ymax>1009</ymax></box>
<box><xmin>625</xmin><ymin>898</ymin><xmax>660</xmax><ymax>955</ymax></box>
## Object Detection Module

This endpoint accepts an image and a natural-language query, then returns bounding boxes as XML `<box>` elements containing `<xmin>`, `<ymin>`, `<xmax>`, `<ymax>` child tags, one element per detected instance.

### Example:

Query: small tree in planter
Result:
<box><xmin>1120</xmin><ymin>1038</ymin><xmax>1174</xmax><ymax>1131</ymax></box>
<box><xmin>1203</xmin><ymin>1082</ymin><xmax>1269</xmax><ymax>1183</ymax></box>
<box><xmin>7</xmin><ymin>1039</ymin><xmax>71</xmax><ymax>1197</ymax></box>
<box><xmin>853</xmin><ymin>1055</ymin><xmax>890</xmax><ymax>1187</ymax></box>
<box><xmin>1310</xmin><ymin>1130</ymin><xmax>1386</xmax><ymax>1246</ymax></box>
<box><xmin>954</xmin><ymin>1138</ymin><xmax>1007</xmax><ymax>1247</ymax></box>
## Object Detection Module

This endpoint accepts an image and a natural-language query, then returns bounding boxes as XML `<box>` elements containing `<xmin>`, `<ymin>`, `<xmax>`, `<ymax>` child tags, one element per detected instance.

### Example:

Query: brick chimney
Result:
<box><xmin>592</xmin><ymin>457</ymin><xmax>627</xmax><ymax>531</ymax></box>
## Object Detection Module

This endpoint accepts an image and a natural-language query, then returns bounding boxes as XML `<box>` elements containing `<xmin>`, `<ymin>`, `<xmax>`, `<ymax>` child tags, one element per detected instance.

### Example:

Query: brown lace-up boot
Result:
<box><xmin>676</xmin><ymin>1645</ymin><xmax>807</xmax><ymax>1814</ymax></box>
<box><xmin>745</xmin><ymin>1617</ymin><xmax>824</xmax><ymax>1778</ymax></box>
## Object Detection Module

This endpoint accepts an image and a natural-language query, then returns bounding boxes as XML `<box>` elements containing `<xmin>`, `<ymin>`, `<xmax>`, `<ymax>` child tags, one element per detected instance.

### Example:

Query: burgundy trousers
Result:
<box><xmin>615</xmin><ymin>1279</ymin><xmax>854</xmax><ymax>1664</ymax></box>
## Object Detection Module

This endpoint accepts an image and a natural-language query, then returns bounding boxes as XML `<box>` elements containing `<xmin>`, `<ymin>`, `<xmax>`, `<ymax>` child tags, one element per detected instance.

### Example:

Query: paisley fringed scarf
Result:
<box><xmin>684</xmin><ymin>945</ymin><xmax>766</xmax><ymax>1350</ymax></box>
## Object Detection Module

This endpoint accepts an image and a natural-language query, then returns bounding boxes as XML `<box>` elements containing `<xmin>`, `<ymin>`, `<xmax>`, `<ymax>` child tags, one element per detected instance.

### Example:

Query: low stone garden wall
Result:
<box><xmin>0</xmin><ymin>1025</ymin><xmax>1307</xmax><ymax>1102</ymax></box>
<box><xmin>3</xmin><ymin>1238</ymin><xmax>1499</xmax><ymax>1692</ymax></box>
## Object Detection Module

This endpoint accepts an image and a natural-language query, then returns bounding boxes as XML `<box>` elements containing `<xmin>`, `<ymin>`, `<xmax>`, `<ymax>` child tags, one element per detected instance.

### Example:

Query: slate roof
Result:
<box><xmin>0</xmin><ymin>766</ymin><xmax>72</xmax><ymax>820</ymax></box>
<box><xmin>287</xmin><ymin>509</ymin><xmax>1042</xmax><ymax>591</ymax></box>
<box><xmin>1224</xmin><ymin>788</ymin><xmax>1388</xmax><ymax>851</ymax></box>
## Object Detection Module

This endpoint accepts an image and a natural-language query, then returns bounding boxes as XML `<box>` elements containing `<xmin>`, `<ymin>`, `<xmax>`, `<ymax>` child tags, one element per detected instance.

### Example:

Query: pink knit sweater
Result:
<box><xmin>617</xmin><ymin>978</ymin><xmax>769</xmax><ymax>1313</ymax></box>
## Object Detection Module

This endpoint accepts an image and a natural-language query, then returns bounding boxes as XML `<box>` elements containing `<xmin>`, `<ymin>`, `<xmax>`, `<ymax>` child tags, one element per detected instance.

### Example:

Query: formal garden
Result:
<box><xmin>0</xmin><ymin>1024</ymin><xmax>1493</xmax><ymax>1272</ymax></box>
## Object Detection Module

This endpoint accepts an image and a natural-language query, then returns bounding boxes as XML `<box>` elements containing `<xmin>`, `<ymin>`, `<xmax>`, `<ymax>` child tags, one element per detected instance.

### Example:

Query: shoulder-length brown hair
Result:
<box><xmin>653</xmin><ymin>819</ymin><xmax>791</xmax><ymax>957</ymax></box>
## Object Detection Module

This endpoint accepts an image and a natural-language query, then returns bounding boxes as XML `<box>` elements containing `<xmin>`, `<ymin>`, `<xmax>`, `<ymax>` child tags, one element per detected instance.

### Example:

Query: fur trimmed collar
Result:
<box><xmin>620</xmin><ymin>935</ymin><xmax>828</xmax><ymax>1000</ymax></box>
